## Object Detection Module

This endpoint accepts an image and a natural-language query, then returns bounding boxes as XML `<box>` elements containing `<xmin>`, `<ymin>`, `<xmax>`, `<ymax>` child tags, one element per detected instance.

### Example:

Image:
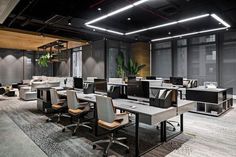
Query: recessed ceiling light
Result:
<box><xmin>168</xmin><ymin>32</ymin><xmax>171</xmax><ymax>35</ymax></box>
<box><xmin>68</xmin><ymin>19</ymin><xmax>71</xmax><ymax>25</ymax></box>
<box><xmin>93</xmin><ymin>29</ymin><xmax>96</xmax><ymax>31</ymax></box>
<box><xmin>127</xmin><ymin>17</ymin><xmax>131</xmax><ymax>21</ymax></box>
<box><xmin>98</xmin><ymin>8</ymin><xmax>102</xmax><ymax>11</ymax></box>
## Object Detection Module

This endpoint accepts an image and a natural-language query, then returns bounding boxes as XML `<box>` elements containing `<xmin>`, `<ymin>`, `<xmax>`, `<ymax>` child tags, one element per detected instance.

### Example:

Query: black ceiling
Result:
<box><xmin>1</xmin><ymin>0</ymin><xmax>236</xmax><ymax>42</ymax></box>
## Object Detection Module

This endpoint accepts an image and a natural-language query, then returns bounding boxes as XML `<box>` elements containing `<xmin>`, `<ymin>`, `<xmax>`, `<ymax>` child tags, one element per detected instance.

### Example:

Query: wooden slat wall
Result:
<box><xmin>130</xmin><ymin>42</ymin><xmax>150</xmax><ymax>77</ymax></box>
<box><xmin>0</xmin><ymin>29</ymin><xmax>87</xmax><ymax>51</ymax></box>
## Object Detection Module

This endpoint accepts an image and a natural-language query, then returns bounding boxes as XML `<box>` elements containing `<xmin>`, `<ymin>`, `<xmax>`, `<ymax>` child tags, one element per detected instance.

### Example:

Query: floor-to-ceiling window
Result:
<box><xmin>72</xmin><ymin>47</ymin><xmax>82</xmax><ymax>77</ymax></box>
<box><xmin>188</xmin><ymin>35</ymin><xmax>217</xmax><ymax>84</ymax></box>
<box><xmin>220</xmin><ymin>31</ymin><xmax>236</xmax><ymax>94</ymax></box>
<box><xmin>174</xmin><ymin>39</ymin><xmax>188</xmax><ymax>78</ymax></box>
<box><xmin>152</xmin><ymin>41</ymin><xmax>172</xmax><ymax>78</ymax></box>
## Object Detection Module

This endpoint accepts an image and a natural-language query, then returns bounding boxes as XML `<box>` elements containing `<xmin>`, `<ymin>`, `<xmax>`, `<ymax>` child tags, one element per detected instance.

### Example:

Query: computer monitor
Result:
<box><xmin>94</xmin><ymin>79</ymin><xmax>107</xmax><ymax>93</ymax></box>
<box><xmin>170</xmin><ymin>77</ymin><xmax>183</xmax><ymax>85</ymax></box>
<box><xmin>73</xmin><ymin>77</ymin><xmax>83</xmax><ymax>89</ymax></box>
<box><xmin>127</xmin><ymin>80</ymin><xmax>149</xmax><ymax>101</ymax></box>
<box><xmin>146</xmin><ymin>76</ymin><xmax>156</xmax><ymax>80</ymax></box>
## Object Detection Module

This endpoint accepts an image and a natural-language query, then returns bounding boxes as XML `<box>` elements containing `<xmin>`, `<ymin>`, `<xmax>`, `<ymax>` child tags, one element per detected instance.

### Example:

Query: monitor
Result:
<box><xmin>127</xmin><ymin>80</ymin><xmax>149</xmax><ymax>101</ymax></box>
<box><xmin>73</xmin><ymin>77</ymin><xmax>83</xmax><ymax>89</ymax></box>
<box><xmin>170</xmin><ymin>77</ymin><xmax>183</xmax><ymax>85</ymax></box>
<box><xmin>146</xmin><ymin>76</ymin><xmax>156</xmax><ymax>80</ymax></box>
<box><xmin>94</xmin><ymin>79</ymin><xmax>107</xmax><ymax>93</ymax></box>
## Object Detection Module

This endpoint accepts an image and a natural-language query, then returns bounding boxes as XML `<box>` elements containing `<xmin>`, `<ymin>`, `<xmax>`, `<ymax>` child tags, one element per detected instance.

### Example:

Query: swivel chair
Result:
<box><xmin>46</xmin><ymin>88</ymin><xmax>67</xmax><ymax>123</ymax></box>
<box><xmin>62</xmin><ymin>90</ymin><xmax>92</xmax><ymax>135</ymax></box>
<box><xmin>92</xmin><ymin>95</ymin><xmax>129</xmax><ymax>157</ymax></box>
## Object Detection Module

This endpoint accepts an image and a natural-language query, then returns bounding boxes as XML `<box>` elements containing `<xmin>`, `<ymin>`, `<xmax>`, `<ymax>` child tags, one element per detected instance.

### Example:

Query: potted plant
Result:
<box><xmin>125</xmin><ymin>59</ymin><xmax>146</xmax><ymax>76</ymax></box>
<box><xmin>37</xmin><ymin>53</ymin><xmax>51</xmax><ymax>67</ymax></box>
<box><xmin>116</xmin><ymin>52</ymin><xmax>126</xmax><ymax>78</ymax></box>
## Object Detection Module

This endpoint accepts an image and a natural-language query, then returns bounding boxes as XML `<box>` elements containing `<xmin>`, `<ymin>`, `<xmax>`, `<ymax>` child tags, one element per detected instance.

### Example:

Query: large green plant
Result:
<box><xmin>37</xmin><ymin>53</ymin><xmax>51</xmax><ymax>67</ymax></box>
<box><xmin>125</xmin><ymin>59</ymin><xmax>146</xmax><ymax>76</ymax></box>
<box><xmin>116</xmin><ymin>52</ymin><xmax>126</xmax><ymax>78</ymax></box>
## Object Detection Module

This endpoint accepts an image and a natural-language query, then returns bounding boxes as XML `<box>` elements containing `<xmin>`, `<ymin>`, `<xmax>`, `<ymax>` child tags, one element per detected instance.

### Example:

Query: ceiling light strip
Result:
<box><xmin>125</xmin><ymin>14</ymin><xmax>210</xmax><ymax>35</ymax></box>
<box><xmin>86</xmin><ymin>24</ymin><xmax>124</xmax><ymax>35</ymax></box>
<box><xmin>211</xmin><ymin>14</ymin><xmax>231</xmax><ymax>27</ymax></box>
<box><xmin>85</xmin><ymin>0</ymin><xmax>150</xmax><ymax>25</ymax></box>
<box><xmin>151</xmin><ymin>27</ymin><xmax>227</xmax><ymax>42</ymax></box>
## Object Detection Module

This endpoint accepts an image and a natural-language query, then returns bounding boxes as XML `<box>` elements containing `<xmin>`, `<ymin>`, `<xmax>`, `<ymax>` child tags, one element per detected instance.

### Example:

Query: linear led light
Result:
<box><xmin>125</xmin><ymin>14</ymin><xmax>210</xmax><ymax>35</ymax></box>
<box><xmin>151</xmin><ymin>27</ymin><xmax>227</xmax><ymax>42</ymax></box>
<box><xmin>211</xmin><ymin>14</ymin><xmax>231</xmax><ymax>27</ymax></box>
<box><xmin>86</xmin><ymin>24</ymin><xmax>124</xmax><ymax>35</ymax></box>
<box><xmin>85</xmin><ymin>0</ymin><xmax>150</xmax><ymax>25</ymax></box>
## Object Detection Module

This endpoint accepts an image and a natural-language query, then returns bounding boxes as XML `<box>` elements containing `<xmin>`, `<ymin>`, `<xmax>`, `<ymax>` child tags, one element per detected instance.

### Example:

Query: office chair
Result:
<box><xmin>46</xmin><ymin>88</ymin><xmax>67</xmax><ymax>123</ymax></box>
<box><xmin>150</xmin><ymin>89</ymin><xmax>179</xmax><ymax>131</ymax></box>
<box><xmin>62</xmin><ymin>90</ymin><xmax>92</xmax><ymax>135</ymax></box>
<box><xmin>92</xmin><ymin>95</ymin><xmax>129</xmax><ymax>157</ymax></box>
<box><xmin>0</xmin><ymin>87</ymin><xmax>5</xmax><ymax>95</ymax></box>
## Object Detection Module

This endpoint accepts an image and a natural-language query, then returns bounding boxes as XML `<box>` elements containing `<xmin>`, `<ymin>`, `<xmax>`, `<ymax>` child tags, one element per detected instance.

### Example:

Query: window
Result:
<box><xmin>220</xmin><ymin>32</ymin><xmax>236</xmax><ymax>94</ymax></box>
<box><xmin>188</xmin><ymin>35</ymin><xmax>216</xmax><ymax>84</ymax></box>
<box><xmin>72</xmin><ymin>47</ymin><xmax>82</xmax><ymax>77</ymax></box>
<box><xmin>174</xmin><ymin>39</ymin><xmax>187</xmax><ymax>77</ymax></box>
<box><xmin>152</xmin><ymin>41</ymin><xmax>172</xmax><ymax>78</ymax></box>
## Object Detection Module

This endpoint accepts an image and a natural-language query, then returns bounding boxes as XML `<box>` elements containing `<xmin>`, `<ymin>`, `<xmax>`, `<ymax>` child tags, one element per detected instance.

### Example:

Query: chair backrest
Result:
<box><xmin>50</xmin><ymin>88</ymin><xmax>60</xmax><ymax>105</ymax></box>
<box><xmin>67</xmin><ymin>90</ymin><xmax>80</xmax><ymax>110</ymax></box>
<box><xmin>96</xmin><ymin>96</ymin><xmax>116</xmax><ymax>123</ymax></box>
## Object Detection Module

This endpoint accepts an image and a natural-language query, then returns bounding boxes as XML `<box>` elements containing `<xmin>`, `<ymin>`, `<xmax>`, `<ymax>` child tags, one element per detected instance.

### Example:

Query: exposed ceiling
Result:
<box><xmin>1</xmin><ymin>0</ymin><xmax>236</xmax><ymax>42</ymax></box>
<box><xmin>0</xmin><ymin>29</ymin><xmax>87</xmax><ymax>51</ymax></box>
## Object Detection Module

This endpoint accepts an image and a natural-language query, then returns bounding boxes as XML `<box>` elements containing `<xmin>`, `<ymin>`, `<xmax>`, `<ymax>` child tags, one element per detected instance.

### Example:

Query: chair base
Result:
<box><xmin>46</xmin><ymin>113</ymin><xmax>70</xmax><ymax>123</ymax></box>
<box><xmin>156</xmin><ymin>120</ymin><xmax>180</xmax><ymax>131</ymax></box>
<box><xmin>62</xmin><ymin>121</ymin><xmax>92</xmax><ymax>135</ymax></box>
<box><xmin>92</xmin><ymin>133</ymin><xmax>129</xmax><ymax>156</ymax></box>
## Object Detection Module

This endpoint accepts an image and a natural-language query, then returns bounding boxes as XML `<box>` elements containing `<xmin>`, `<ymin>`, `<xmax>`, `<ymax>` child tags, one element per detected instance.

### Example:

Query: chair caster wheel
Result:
<box><xmin>125</xmin><ymin>149</ymin><xmax>130</xmax><ymax>154</ymax></box>
<box><xmin>103</xmin><ymin>153</ymin><xmax>107</xmax><ymax>157</ymax></box>
<box><xmin>72</xmin><ymin>132</ymin><xmax>76</xmax><ymax>136</ymax></box>
<box><xmin>62</xmin><ymin>128</ymin><xmax>65</xmax><ymax>132</ymax></box>
<box><xmin>92</xmin><ymin>145</ymin><xmax>96</xmax><ymax>149</ymax></box>
<box><xmin>173</xmin><ymin>128</ymin><xmax>176</xmax><ymax>131</ymax></box>
<box><xmin>89</xmin><ymin>129</ymin><xmax>93</xmax><ymax>133</ymax></box>
<box><xmin>46</xmin><ymin>119</ymin><xmax>50</xmax><ymax>122</ymax></box>
<box><xmin>156</xmin><ymin>126</ymin><xmax>159</xmax><ymax>130</ymax></box>
<box><xmin>123</xmin><ymin>139</ymin><xmax>128</xmax><ymax>144</ymax></box>
<box><xmin>177</xmin><ymin>123</ymin><xmax>180</xmax><ymax>126</ymax></box>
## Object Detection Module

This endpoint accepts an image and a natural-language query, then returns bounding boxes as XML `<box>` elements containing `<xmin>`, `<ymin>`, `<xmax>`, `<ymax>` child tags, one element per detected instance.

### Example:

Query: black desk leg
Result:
<box><xmin>135</xmin><ymin>113</ymin><xmax>140</xmax><ymax>157</ymax></box>
<box><xmin>180</xmin><ymin>114</ymin><xmax>183</xmax><ymax>132</ymax></box>
<box><xmin>160</xmin><ymin>121</ymin><xmax>167</xmax><ymax>142</ymax></box>
<box><xmin>94</xmin><ymin>103</ymin><xmax>98</xmax><ymax>136</ymax></box>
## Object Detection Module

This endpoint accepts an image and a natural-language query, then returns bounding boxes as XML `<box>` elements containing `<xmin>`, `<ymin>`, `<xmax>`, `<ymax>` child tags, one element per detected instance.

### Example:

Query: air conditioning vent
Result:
<box><xmin>0</xmin><ymin>0</ymin><xmax>20</xmax><ymax>24</ymax></box>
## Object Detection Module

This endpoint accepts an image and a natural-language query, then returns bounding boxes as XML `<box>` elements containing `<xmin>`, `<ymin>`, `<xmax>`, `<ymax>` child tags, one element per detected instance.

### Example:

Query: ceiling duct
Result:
<box><xmin>0</xmin><ymin>0</ymin><xmax>20</xmax><ymax>24</ymax></box>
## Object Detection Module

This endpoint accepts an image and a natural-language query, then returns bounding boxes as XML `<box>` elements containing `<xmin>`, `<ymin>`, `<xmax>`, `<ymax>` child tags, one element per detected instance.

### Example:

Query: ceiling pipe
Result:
<box><xmin>8</xmin><ymin>0</ymin><xmax>37</xmax><ymax>27</ymax></box>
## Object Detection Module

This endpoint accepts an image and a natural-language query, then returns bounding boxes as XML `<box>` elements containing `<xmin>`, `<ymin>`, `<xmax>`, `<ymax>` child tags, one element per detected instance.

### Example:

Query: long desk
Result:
<box><xmin>57</xmin><ymin>90</ymin><xmax>195</xmax><ymax>156</ymax></box>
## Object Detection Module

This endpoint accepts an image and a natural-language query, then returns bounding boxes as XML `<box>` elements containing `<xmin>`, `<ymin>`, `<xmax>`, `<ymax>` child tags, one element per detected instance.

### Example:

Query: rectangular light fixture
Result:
<box><xmin>211</xmin><ymin>14</ymin><xmax>231</xmax><ymax>28</ymax></box>
<box><xmin>151</xmin><ymin>27</ymin><xmax>227</xmax><ymax>42</ymax></box>
<box><xmin>125</xmin><ymin>14</ymin><xmax>210</xmax><ymax>35</ymax></box>
<box><xmin>86</xmin><ymin>24</ymin><xmax>124</xmax><ymax>35</ymax></box>
<box><xmin>85</xmin><ymin>0</ymin><xmax>150</xmax><ymax>25</ymax></box>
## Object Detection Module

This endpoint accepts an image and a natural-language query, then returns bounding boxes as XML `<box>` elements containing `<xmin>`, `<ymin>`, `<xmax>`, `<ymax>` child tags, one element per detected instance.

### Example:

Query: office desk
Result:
<box><xmin>57</xmin><ymin>90</ymin><xmax>195</xmax><ymax>156</ymax></box>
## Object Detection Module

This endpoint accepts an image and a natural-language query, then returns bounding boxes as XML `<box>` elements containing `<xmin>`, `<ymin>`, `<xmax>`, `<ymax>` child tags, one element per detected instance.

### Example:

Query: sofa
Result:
<box><xmin>19</xmin><ymin>76</ymin><xmax>73</xmax><ymax>101</ymax></box>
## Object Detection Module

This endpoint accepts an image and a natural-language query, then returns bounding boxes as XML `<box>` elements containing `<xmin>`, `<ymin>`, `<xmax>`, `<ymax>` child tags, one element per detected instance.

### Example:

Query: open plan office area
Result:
<box><xmin>0</xmin><ymin>0</ymin><xmax>236</xmax><ymax>157</ymax></box>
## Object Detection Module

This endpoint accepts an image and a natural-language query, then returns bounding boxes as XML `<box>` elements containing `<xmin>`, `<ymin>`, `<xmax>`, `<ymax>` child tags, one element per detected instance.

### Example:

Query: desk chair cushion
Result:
<box><xmin>68</xmin><ymin>108</ymin><xmax>83</xmax><ymax>116</ymax></box>
<box><xmin>98</xmin><ymin>113</ymin><xmax>129</xmax><ymax>130</ymax></box>
<box><xmin>52</xmin><ymin>101</ymin><xmax>65</xmax><ymax>110</ymax></box>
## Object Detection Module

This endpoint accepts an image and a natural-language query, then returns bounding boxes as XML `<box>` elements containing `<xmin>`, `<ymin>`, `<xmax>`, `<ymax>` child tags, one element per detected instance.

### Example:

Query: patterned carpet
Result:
<box><xmin>0</xmin><ymin>94</ymin><xmax>192</xmax><ymax>157</ymax></box>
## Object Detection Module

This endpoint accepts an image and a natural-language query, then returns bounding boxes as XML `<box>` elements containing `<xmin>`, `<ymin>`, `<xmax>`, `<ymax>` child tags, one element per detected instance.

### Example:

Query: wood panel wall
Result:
<box><xmin>130</xmin><ymin>42</ymin><xmax>150</xmax><ymax>77</ymax></box>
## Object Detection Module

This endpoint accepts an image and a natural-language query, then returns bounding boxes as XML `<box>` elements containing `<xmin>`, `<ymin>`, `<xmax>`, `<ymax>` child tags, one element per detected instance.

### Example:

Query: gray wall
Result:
<box><xmin>53</xmin><ymin>54</ymin><xmax>71</xmax><ymax>77</ymax></box>
<box><xmin>0</xmin><ymin>48</ymin><xmax>34</xmax><ymax>85</ymax></box>
<box><xmin>82</xmin><ymin>40</ymin><xmax>105</xmax><ymax>79</ymax></box>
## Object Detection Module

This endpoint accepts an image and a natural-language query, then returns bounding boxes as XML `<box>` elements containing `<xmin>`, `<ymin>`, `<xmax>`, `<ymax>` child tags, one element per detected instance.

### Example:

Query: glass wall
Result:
<box><xmin>152</xmin><ymin>41</ymin><xmax>172</xmax><ymax>78</ymax></box>
<box><xmin>174</xmin><ymin>39</ymin><xmax>187</xmax><ymax>77</ymax></box>
<box><xmin>72</xmin><ymin>47</ymin><xmax>82</xmax><ymax>77</ymax></box>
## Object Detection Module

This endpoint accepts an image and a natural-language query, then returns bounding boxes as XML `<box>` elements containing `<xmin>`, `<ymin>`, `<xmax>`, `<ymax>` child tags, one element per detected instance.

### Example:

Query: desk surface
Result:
<box><xmin>187</xmin><ymin>87</ymin><xmax>226</xmax><ymax>92</ymax></box>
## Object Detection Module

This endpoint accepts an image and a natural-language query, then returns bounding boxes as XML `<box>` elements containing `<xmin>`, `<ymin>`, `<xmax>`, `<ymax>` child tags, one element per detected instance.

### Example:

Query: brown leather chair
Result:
<box><xmin>92</xmin><ymin>95</ymin><xmax>129</xmax><ymax>157</ymax></box>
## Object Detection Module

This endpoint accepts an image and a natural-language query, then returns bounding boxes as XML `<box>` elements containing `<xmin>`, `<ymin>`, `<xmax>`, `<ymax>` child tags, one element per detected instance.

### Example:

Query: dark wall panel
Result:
<box><xmin>82</xmin><ymin>40</ymin><xmax>105</xmax><ymax>79</ymax></box>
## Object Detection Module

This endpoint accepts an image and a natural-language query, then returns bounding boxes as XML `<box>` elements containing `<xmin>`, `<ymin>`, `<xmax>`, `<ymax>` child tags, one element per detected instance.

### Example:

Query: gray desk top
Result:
<box><xmin>187</xmin><ymin>87</ymin><xmax>226</xmax><ymax>92</ymax></box>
